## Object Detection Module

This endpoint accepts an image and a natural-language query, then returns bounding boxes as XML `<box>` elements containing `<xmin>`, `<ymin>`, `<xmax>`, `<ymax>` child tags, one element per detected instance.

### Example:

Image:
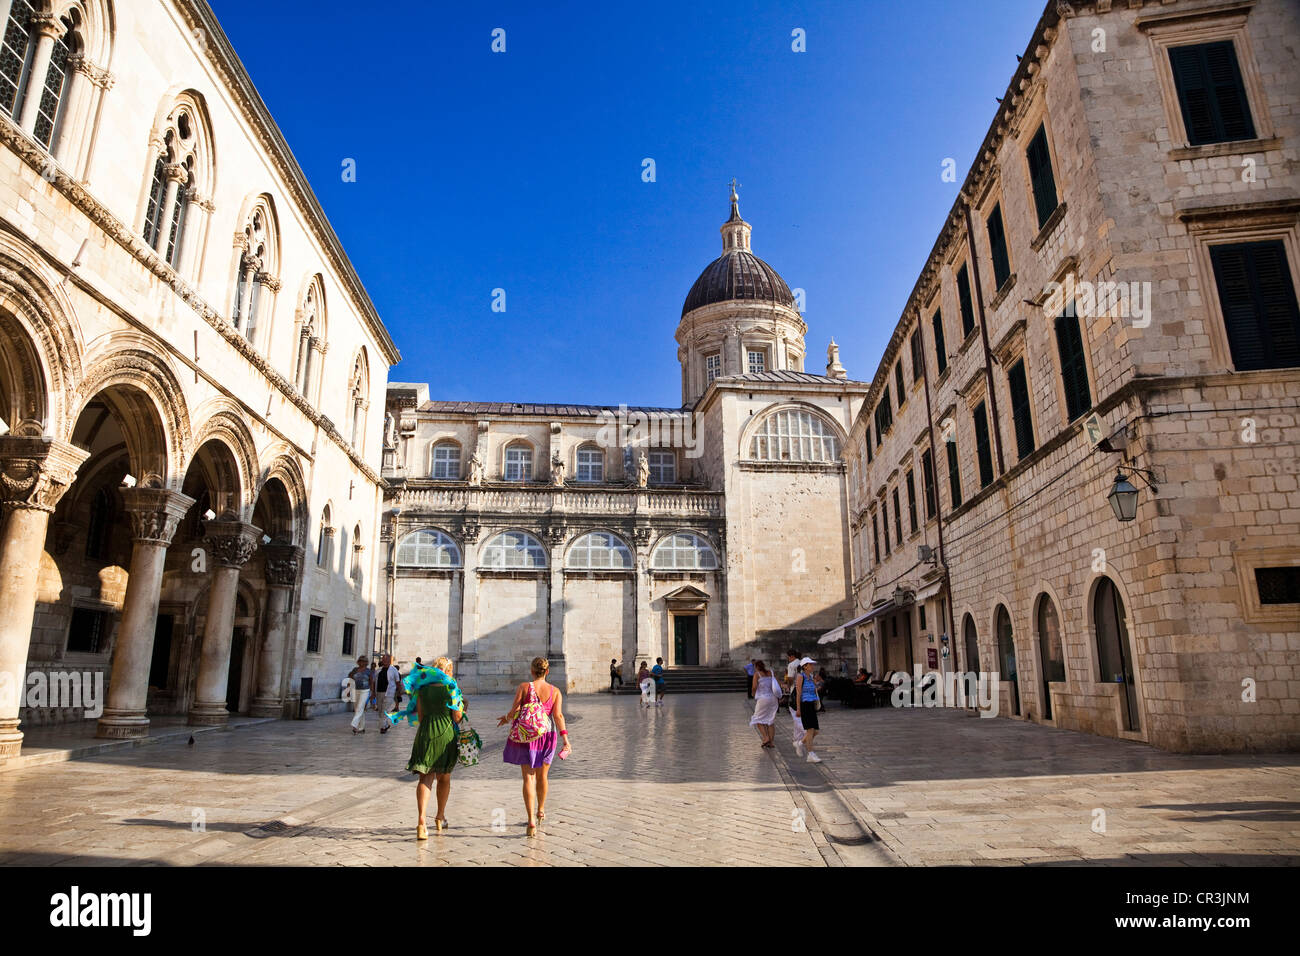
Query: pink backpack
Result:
<box><xmin>508</xmin><ymin>682</ymin><xmax>551</xmax><ymax>743</ymax></box>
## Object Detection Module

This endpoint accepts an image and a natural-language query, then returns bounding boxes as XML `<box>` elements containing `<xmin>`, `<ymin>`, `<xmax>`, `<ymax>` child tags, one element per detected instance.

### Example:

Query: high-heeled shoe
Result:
<box><xmin>536</xmin><ymin>809</ymin><xmax>546</xmax><ymax>822</ymax></box>
<box><xmin>435</xmin><ymin>818</ymin><xmax>447</xmax><ymax>831</ymax></box>
<box><xmin>526</xmin><ymin>822</ymin><xmax>537</xmax><ymax>837</ymax></box>
<box><xmin>416</xmin><ymin>823</ymin><xmax>428</xmax><ymax>840</ymax></box>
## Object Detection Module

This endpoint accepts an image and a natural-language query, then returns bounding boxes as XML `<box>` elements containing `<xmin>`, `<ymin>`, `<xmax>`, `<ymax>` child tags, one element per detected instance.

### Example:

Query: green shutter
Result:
<box><xmin>1008</xmin><ymin>359</ymin><xmax>1035</xmax><ymax>459</ymax></box>
<box><xmin>973</xmin><ymin>401</ymin><xmax>994</xmax><ymax>488</ymax></box>
<box><xmin>1055</xmin><ymin>312</ymin><xmax>1092</xmax><ymax>421</ymax></box>
<box><xmin>1170</xmin><ymin>41</ymin><xmax>1255</xmax><ymax>146</ymax></box>
<box><xmin>1026</xmin><ymin>124</ymin><xmax>1059</xmax><ymax>231</ymax></box>
<box><xmin>987</xmin><ymin>204</ymin><xmax>1011</xmax><ymax>290</ymax></box>
<box><xmin>932</xmin><ymin>310</ymin><xmax>948</xmax><ymax>374</ymax></box>
<box><xmin>1210</xmin><ymin>241</ymin><xmax>1300</xmax><ymax>371</ymax></box>
<box><xmin>957</xmin><ymin>265</ymin><xmax>976</xmax><ymax>338</ymax></box>
<box><xmin>946</xmin><ymin>440</ymin><xmax>962</xmax><ymax>510</ymax></box>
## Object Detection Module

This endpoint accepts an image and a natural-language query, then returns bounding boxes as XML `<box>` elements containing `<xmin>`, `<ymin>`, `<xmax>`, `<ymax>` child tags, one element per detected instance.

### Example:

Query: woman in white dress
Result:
<box><xmin>637</xmin><ymin>661</ymin><xmax>654</xmax><ymax>708</ymax></box>
<box><xmin>749</xmin><ymin>660</ymin><xmax>781</xmax><ymax>748</ymax></box>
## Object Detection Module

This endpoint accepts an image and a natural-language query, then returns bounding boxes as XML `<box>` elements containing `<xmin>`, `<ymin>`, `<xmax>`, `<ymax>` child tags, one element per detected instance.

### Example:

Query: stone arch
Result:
<box><xmin>1084</xmin><ymin>569</ymin><xmax>1145</xmax><ymax>734</ymax></box>
<box><xmin>255</xmin><ymin>450</ymin><xmax>308</xmax><ymax>547</ymax></box>
<box><xmin>144</xmin><ymin>86</ymin><xmax>216</xmax><ymax>201</ymax></box>
<box><xmin>187</xmin><ymin>403</ymin><xmax>260</xmax><ymax>516</ymax></box>
<box><xmin>738</xmin><ymin>400</ymin><xmax>848</xmax><ymax>461</ymax></box>
<box><xmin>49</xmin><ymin>0</ymin><xmax>114</xmax><ymax>67</ymax></box>
<box><xmin>291</xmin><ymin>273</ymin><xmax>327</xmax><ymax>400</ymax></box>
<box><xmin>0</xmin><ymin>242</ymin><xmax>84</xmax><ymax>434</ymax></box>
<box><xmin>69</xmin><ymin>346</ymin><xmax>188</xmax><ymax>485</ymax></box>
<box><xmin>1030</xmin><ymin>579</ymin><xmax>1070</xmax><ymax>719</ymax></box>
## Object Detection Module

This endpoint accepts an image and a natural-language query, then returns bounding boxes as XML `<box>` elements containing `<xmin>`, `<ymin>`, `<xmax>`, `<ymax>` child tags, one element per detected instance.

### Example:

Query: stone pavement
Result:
<box><xmin>1</xmin><ymin>693</ymin><xmax>1296</xmax><ymax>866</ymax></box>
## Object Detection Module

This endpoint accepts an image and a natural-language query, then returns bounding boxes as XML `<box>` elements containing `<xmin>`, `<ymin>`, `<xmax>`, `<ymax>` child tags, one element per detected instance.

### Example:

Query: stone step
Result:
<box><xmin>609</xmin><ymin>668</ymin><xmax>750</xmax><ymax>694</ymax></box>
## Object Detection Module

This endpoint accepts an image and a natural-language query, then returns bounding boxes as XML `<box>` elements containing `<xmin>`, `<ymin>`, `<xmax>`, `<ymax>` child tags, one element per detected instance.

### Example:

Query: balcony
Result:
<box><xmin>395</xmin><ymin>483</ymin><xmax>725</xmax><ymax>519</ymax></box>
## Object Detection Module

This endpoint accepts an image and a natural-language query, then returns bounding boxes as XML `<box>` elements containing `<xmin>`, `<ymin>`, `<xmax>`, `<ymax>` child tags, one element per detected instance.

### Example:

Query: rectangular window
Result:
<box><xmin>1209</xmin><ymin>240</ymin><xmax>1300</xmax><ymax>371</ymax></box>
<box><xmin>67</xmin><ymin>607</ymin><xmax>111</xmax><ymax>654</ymax></box>
<box><xmin>894</xmin><ymin>362</ymin><xmax>906</xmax><ymax>407</ymax></box>
<box><xmin>919</xmin><ymin>605</ymin><xmax>927</xmax><ymax>631</ymax></box>
<box><xmin>881</xmin><ymin>501</ymin><xmax>890</xmax><ymax>556</ymax></box>
<box><xmin>1026</xmin><ymin>122</ymin><xmax>1059</xmax><ymax>231</ymax></box>
<box><xmin>932</xmin><ymin>310</ymin><xmax>948</xmax><ymax>375</ymax></box>
<box><xmin>705</xmin><ymin>353</ymin><xmax>722</xmax><ymax>383</ymax></box>
<box><xmin>1255</xmin><ymin>566</ymin><xmax>1300</xmax><ymax>605</ymax></box>
<box><xmin>505</xmin><ymin>446</ymin><xmax>533</xmax><ymax>482</ymax></box>
<box><xmin>921</xmin><ymin>448</ymin><xmax>937</xmax><ymax>520</ymax></box>
<box><xmin>1054</xmin><ymin>310</ymin><xmax>1093</xmax><ymax>421</ymax></box>
<box><xmin>892</xmin><ymin>488</ymin><xmax>903</xmax><ymax>547</ymax></box>
<box><xmin>872</xmin><ymin>511</ymin><xmax>881</xmax><ymax>564</ymax></box>
<box><xmin>865</xmin><ymin>424</ymin><xmax>873</xmax><ymax>462</ymax></box>
<box><xmin>986</xmin><ymin>203</ymin><xmax>1011</xmax><ymax>291</ymax></box>
<box><xmin>973</xmin><ymin>401</ymin><xmax>994</xmax><ymax>489</ymax></box>
<box><xmin>1007</xmin><ymin>358</ymin><xmax>1036</xmax><ymax>460</ymax></box>
<box><xmin>874</xmin><ymin>384</ymin><xmax>893</xmax><ymax>440</ymax></box>
<box><xmin>946</xmin><ymin>439</ymin><xmax>963</xmax><ymax>511</ymax></box>
<box><xmin>431</xmin><ymin>443</ymin><xmax>460</xmax><ymax>479</ymax></box>
<box><xmin>577</xmin><ymin>448</ymin><xmax>604</xmax><ymax>482</ymax></box>
<box><xmin>307</xmin><ymin>614</ymin><xmax>323</xmax><ymax>654</ymax></box>
<box><xmin>905</xmin><ymin>469</ymin><xmax>918</xmax><ymax>535</ymax></box>
<box><xmin>747</xmin><ymin>350</ymin><xmax>766</xmax><ymax>374</ymax></box>
<box><xmin>956</xmin><ymin>264</ymin><xmax>976</xmax><ymax>338</ymax></box>
<box><xmin>648</xmin><ymin>450</ymin><xmax>676</xmax><ymax>484</ymax></box>
<box><xmin>910</xmin><ymin>329</ymin><xmax>924</xmax><ymax>383</ymax></box>
<box><xmin>342</xmin><ymin>622</ymin><xmax>355</xmax><ymax>657</ymax></box>
<box><xmin>1169</xmin><ymin>41</ymin><xmax>1256</xmax><ymax>147</ymax></box>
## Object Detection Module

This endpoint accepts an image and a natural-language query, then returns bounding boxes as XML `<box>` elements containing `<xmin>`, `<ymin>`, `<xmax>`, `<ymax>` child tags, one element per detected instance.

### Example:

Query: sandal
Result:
<box><xmin>537</xmin><ymin>809</ymin><xmax>546</xmax><ymax>822</ymax></box>
<box><xmin>435</xmin><ymin>819</ymin><xmax>448</xmax><ymax>831</ymax></box>
<box><xmin>526</xmin><ymin>823</ymin><xmax>537</xmax><ymax>837</ymax></box>
<box><xmin>416</xmin><ymin>823</ymin><xmax>428</xmax><ymax>840</ymax></box>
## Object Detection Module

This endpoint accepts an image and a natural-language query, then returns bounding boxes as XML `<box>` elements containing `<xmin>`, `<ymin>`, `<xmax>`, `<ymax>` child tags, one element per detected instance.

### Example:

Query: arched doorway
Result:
<box><xmin>1094</xmin><ymin>577</ymin><xmax>1139</xmax><ymax>732</ymax></box>
<box><xmin>995</xmin><ymin>605</ymin><xmax>1019</xmax><ymax>716</ymax></box>
<box><xmin>1035</xmin><ymin>594</ymin><xmax>1065</xmax><ymax>720</ymax></box>
<box><xmin>248</xmin><ymin>473</ymin><xmax>303</xmax><ymax>717</ymax></box>
<box><xmin>962</xmin><ymin>614</ymin><xmax>980</xmax><ymax>675</ymax></box>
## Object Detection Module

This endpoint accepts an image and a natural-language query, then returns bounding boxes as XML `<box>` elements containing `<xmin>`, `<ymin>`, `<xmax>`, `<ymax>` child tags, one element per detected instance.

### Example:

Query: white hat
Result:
<box><xmin>799</xmin><ymin>657</ymin><xmax>816</xmax><ymax>666</ymax></box>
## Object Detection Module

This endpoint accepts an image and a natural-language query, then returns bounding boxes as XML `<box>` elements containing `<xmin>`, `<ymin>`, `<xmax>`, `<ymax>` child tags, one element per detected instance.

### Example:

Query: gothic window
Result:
<box><xmin>749</xmin><ymin>409</ymin><xmax>840</xmax><ymax>462</ymax></box>
<box><xmin>0</xmin><ymin>3</ymin><xmax>72</xmax><ymax>149</ymax></box>
<box><xmin>650</xmin><ymin>532</ymin><xmax>718</xmax><ymax>571</ymax></box>
<box><xmin>430</xmin><ymin>441</ymin><xmax>460</xmax><ymax>479</ymax></box>
<box><xmin>648</xmin><ymin>450</ymin><xmax>676</xmax><ymax>485</ymax></box>
<box><xmin>316</xmin><ymin>504</ymin><xmax>332</xmax><ymax>568</ymax></box>
<box><xmin>294</xmin><ymin>279</ymin><xmax>326</xmax><ymax>400</ymax></box>
<box><xmin>567</xmin><ymin>531</ymin><xmax>633</xmax><ymax>570</ymax></box>
<box><xmin>396</xmin><ymin>529</ymin><xmax>460</xmax><ymax>568</ymax></box>
<box><xmin>747</xmin><ymin>349</ymin><xmax>766</xmax><ymax>374</ymax></box>
<box><xmin>140</xmin><ymin>97</ymin><xmax>211</xmax><ymax>273</ymax></box>
<box><xmin>232</xmin><ymin>201</ymin><xmax>279</xmax><ymax>345</ymax></box>
<box><xmin>349</xmin><ymin>349</ymin><xmax>369</xmax><ymax>452</ymax></box>
<box><xmin>350</xmin><ymin>524</ymin><xmax>363</xmax><ymax>582</ymax></box>
<box><xmin>705</xmin><ymin>353</ymin><xmax>722</xmax><ymax>383</ymax></box>
<box><xmin>576</xmin><ymin>445</ymin><xmax>604</xmax><ymax>482</ymax></box>
<box><xmin>0</xmin><ymin>2</ymin><xmax>34</xmax><ymax>119</ymax></box>
<box><xmin>480</xmin><ymin>530</ymin><xmax>547</xmax><ymax>569</ymax></box>
<box><xmin>504</xmin><ymin>443</ymin><xmax>533</xmax><ymax>482</ymax></box>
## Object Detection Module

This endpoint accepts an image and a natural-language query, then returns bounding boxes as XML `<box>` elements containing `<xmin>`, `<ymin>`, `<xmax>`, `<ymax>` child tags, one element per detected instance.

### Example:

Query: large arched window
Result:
<box><xmin>567</xmin><ymin>531</ymin><xmax>633</xmax><ymax>569</ymax></box>
<box><xmin>575</xmin><ymin>444</ymin><xmax>604</xmax><ymax>483</ymax></box>
<box><xmin>430</xmin><ymin>441</ymin><xmax>461</xmax><ymax>480</ymax></box>
<box><xmin>996</xmin><ymin>605</ymin><xmax>1019</xmax><ymax>716</ymax></box>
<box><xmin>749</xmin><ymin>408</ymin><xmax>840</xmax><ymax>461</ymax></box>
<box><xmin>348</xmin><ymin>349</ymin><xmax>369</xmax><ymax>452</ymax></box>
<box><xmin>1093</xmin><ymin>577</ymin><xmax>1139</xmax><ymax>731</ymax></box>
<box><xmin>480</xmin><ymin>530</ymin><xmax>547</xmax><ymax>569</ymax></box>
<box><xmin>293</xmin><ymin>277</ymin><xmax>327</xmax><ymax>403</ymax></box>
<box><xmin>650</xmin><ymin>532</ymin><xmax>718</xmax><ymax>571</ymax></box>
<box><xmin>231</xmin><ymin>198</ymin><xmax>280</xmax><ymax>346</ymax></box>
<box><xmin>396</xmin><ymin>528</ymin><xmax>460</xmax><ymax>568</ymax></box>
<box><xmin>1035</xmin><ymin>593</ymin><xmax>1065</xmax><ymax>720</ymax></box>
<box><xmin>504</xmin><ymin>442</ymin><xmax>533</xmax><ymax>482</ymax></box>
<box><xmin>316</xmin><ymin>503</ymin><xmax>333</xmax><ymax>568</ymax></box>
<box><xmin>141</xmin><ymin>93</ymin><xmax>213</xmax><ymax>274</ymax></box>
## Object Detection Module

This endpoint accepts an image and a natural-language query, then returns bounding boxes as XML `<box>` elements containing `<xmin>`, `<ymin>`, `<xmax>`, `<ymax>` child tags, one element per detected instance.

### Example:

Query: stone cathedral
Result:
<box><xmin>381</xmin><ymin>189</ymin><xmax>869</xmax><ymax>693</ymax></box>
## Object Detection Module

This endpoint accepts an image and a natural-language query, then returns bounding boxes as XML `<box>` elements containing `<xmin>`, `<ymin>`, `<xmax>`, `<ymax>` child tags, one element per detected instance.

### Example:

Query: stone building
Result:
<box><xmin>382</xmin><ymin>190</ymin><xmax>867</xmax><ymax>693</ymax></box>
<box><xmin>0</xmin><ymin>0</ymin><xmax>398</xmax><ymax>758</ymax></box>
<box><xmin>845</xmin><ymin>0</ymin><xmax>1300</xmax><ymax>752</ymax></box>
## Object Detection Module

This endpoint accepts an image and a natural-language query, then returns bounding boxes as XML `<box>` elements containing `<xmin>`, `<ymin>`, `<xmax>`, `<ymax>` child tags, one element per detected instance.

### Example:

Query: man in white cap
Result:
<box><xmin>785</xmin><ymin>648</ymin><xmax>806</xmax><ymax>755</ymax></box>
<box><xmin>795</xmin><ymin>656</ymin><xmax>822</xmax><ymax>763</ymax></box>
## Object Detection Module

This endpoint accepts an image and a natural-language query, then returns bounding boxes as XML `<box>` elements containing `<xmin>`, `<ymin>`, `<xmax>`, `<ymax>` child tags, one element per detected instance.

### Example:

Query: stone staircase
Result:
<box><xmin>610</xmin><ymin>666</ymin><xmax>750</xmax><ymax>695</ymax></box>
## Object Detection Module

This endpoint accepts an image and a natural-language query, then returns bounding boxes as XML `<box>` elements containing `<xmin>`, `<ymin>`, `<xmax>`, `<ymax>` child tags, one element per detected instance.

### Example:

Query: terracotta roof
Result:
<box><xmin>417</xmin><ymin>400</ymin><xmax>683</xmax><ymax>417</ymax></box>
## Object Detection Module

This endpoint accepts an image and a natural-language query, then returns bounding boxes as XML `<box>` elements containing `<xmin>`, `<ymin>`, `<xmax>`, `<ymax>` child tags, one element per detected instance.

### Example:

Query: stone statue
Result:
<box><xmin>636</xmin><ymin>452</ymin><xmax>649</xmax><ymax>489</ymax></box>
<box><xmin>551</xmin><ymin>450</ymin><xmax>566</xmax><ymax>487</ymax></box>
<box><xmin>384</xmin><ymin>412</ymin><xmax>397</xmax><ymax>448</ymax></box>
<box><xmin>467</xmin><ymin>451</ymin><xmax>483</xmax><ymax>486</ymax></box>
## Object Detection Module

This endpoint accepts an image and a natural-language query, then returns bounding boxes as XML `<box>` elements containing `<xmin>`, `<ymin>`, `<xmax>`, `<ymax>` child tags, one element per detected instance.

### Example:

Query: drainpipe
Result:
<box><xmin>962</xmin><ymin>202</ymin><xmax>1007</xmax><ymax>477</ymax></box>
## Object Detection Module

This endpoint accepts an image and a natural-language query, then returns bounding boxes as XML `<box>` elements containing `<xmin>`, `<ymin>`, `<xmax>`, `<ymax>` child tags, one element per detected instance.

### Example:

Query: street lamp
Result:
<box><xmin>1108</xmin><ymin>471</ymin><xmax>1139</xmax><ymax>522</ymax></box>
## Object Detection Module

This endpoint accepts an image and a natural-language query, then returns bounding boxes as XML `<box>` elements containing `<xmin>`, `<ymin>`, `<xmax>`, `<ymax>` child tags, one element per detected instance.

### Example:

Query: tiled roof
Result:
<box><xmin>417</xmin><ymin>400</ymin><xmax>684</xmax><ymax>417</ymax></box>
<box><xmin>723</xmin><ymin>370</ymin><xmax>868</xmax><ymax>386</ymax></box>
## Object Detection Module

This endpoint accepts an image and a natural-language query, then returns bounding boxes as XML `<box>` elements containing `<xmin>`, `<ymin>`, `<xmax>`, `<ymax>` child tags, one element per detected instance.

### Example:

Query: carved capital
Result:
<box><xmin>69</xmin><ymin>55</ymin><xmax>114</xmax><ymax>89</ymax></box>
<box><xmin>544</xmin><ymin>522</ymin><xmax>567</xmax><ymax>546</ymax></box>
<box><xmin>30</xmin><ymin>12</ymin><xmax>67</xmax><ymax>40</ymax></box>
<box><xmin>163</xmin><ymin>162</ymin><xmax>189</xmax><ymax>185</ymax></box>
<box><xmin>460</xmin><ymin>519</ymin><xmax>480</xmax><ymax>544</ymax></box>
<box><xmin>233</xmin><ymin>231</ymin><xmax>251</xmax><ymax>252</ymax></box>
<box><xmin>203</xmin><ymin>520</ymin><xmax>262</xmax><ymax>569</ymax></box>
<box><xmin>632</xmin><ymin>525</ymin><xmax>653</xmax><ymax>548</ymax></box>
<box><xmin>0</xmin><ymin>438</ymin><xmax>90</xmax><ymax>513</ymax></box>
<box><xmin>122</xmin><ymin>488</ymin><xmax>195</xmax><ymax>546</ymax></box>
<box><xmin>262</xmin><ymin>544</ymin><xmax>304</xmax><ymax>587</ymax></box>
<box><xmin>258</xmin><ymin>273</ymin><xmax>282</xmax><ymax>293</ymax></box>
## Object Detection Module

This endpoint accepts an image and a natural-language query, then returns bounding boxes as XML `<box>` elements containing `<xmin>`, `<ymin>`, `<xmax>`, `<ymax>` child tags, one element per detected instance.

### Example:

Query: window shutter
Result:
<box><xmin>932</xmin><ymin>310</ymin><xmax>948</xmax><ymax>374</ymax></box>
<box><xmin>946</xmin><ymin>440</ymin><xmax>962</xmax><ymax>510</ymax></box>
<box><xmin>1054</xmin><ymin>312</ymin><xmax>1092</xmax><ymax>421</ymax></box>
<box><xmin>957</xmin><ymin>265</ymin><xmax>976</xmax><ymax>338</ymax></box>
<box><xmin>1170</xmin><ymin>42</ymin><xmax>1255</xmax><ymax>146</ymax></box>
<box><xmin>987</xmin><ymin>204</ymin><xmax>1011</xmax><ymax>290</ymax></box>
<box><xmin>973</xmin><ymin>401</ymin><xmax>994</xmax><ymax>489</ymax></box>
<box><xmin>1026</xmin><ymin>124</ymin><xmax>1059</xmax><ymax>231</ymax></box>
<box><xmin>1211</xmin><ymin>241</ymin><xmax>1300</xmax><ymax>371</ymax></box>
<box><xmin>895</xmin><ymin>362</ymin><xmax>906</xmax><ymax>406</ymax></box>
<box><xmin>1007</xmin><ymin>359</ymin><xmax>1036</xmax><ymax>460</ymax></box>
<box><xmin>1204</xmin><ymin>41</ymin><xmax>1255</xmax><ymax>141</ymax></box>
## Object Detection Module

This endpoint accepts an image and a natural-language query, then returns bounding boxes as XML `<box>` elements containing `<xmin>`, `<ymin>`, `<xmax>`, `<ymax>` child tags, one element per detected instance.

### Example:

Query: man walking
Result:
<box><xmin>347</xmin><ymin>656</ymin><xmax>371</xmax><ymax>734</ymax></box>
<box><xmin>652</xmin><ymin>657</ymin><xmax>666</xmax><ymax>705</ymax></box>
<box><xmin>785</xmin><ymin>649</ymin><xmax>806</xmax><ymax>754</ymax></box>
<box><xmin>609</xmin><ymin>658</ymin><xmax>624</xmax><ymax>691</ymax></box>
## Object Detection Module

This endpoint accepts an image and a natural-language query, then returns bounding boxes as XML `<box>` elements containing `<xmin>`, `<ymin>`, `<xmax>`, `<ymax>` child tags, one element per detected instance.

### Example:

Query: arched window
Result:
<box><xmin>648</xmin><ymin>450</ymin><xmax>676</xmax><ymax>485</ymax></box>
<box><xmin>1</xmin><ymin>3</ymin><xmax>72</xmax><ymax>149</ymax></box>
<box><xmin>650</xmin><ymin>532</ymin><xmax>718</xmax><ymax>571</ymax></box>
<box><xmin>316</xmin><ymin>504</ymin><xmax>332</xmax><ymax>568</ymax></box>
<box><xmin>141</xmin><ymin>95</ymin><xmax>212</xmax><ymax>274</ymax></box>
<box><xmin>504</xmin><ymin>443</ymin><xmax>533</xmax><ymax>482</ymax></box>
<box><xmin>349</xmin><ymin>349</ymin><xmax>369</xmax><ymax>452</ymax></box>
<box><xmin>749</xmin><ymin>408</ymin><xmax>840</xmax><ymax>461</ymax></box>
<box><xmin>430</xmin><ymin>441</ymin><xmax>461</xmax><ymax>479</ymax></box>
<box><xmin>481</xmin><ymin>530</ymin><xmax>547</xmax><ymax>569</ymax></box>
<box><xmin>395</xmin><ymin>529</ymin><xmax>461</xmax><ymax>568</ymax></box>
<box><xmin>567</xmin><ymin>531</ymin><xmax>633</xmax><ymax>569</ymax></box>
<box><xmin>294</xmin><ymin>277</ymin><xmax>327</xmax><ymax>402</ymax></box>
<box><xmin>575</xmin><ymin>445</ymin><xmax>604</xmax><ymax>483</ymax></box>
<box><xmin>996</xmin><ymin>605</ymin><xmax>1019</xmax><ymax>716</ymax></box>
<box><xmin>1093</xmin><ymin>578</ymin><xmax>1139</xmax><ymax>731</ymax></box>
<box><xmin>962</xmin><ymin>614</ymin><xmax>980</xmax><ymax>674</ymax></box>
<box><xmin>231</xmin><ymin>199</ymin><xmax>279</xmax><ymax>345</ymax></box>
<box><xmin>1036</xmin><ymin>594</ymin><xmax>1065</xmax><ymax>720</ymax></box>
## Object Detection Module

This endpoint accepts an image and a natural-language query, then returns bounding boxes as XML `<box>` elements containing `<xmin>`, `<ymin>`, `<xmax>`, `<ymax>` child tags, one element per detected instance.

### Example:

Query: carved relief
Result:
<box><xmin>0</xmin><ymin>438</ymin><xmax>88</xmax><ymax>513</ymax></box>
<box><xmin>123</xmin><ymin>488</ymin><xmax>194</xmax><ymax>546</ymax></box>
<box><xmin>204</xmin><ymin>521</ymin><xmax>262</xmax><ymax>569</ymax></box>
<box><xmin>262</xmin><ymin>544</ymin><xmax>304</xmax><ymax>587</ymax></box>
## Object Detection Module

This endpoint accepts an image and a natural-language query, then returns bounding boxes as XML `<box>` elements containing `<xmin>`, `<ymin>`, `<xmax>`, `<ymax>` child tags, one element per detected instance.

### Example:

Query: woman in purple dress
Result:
<box><xmin>497</xmin><ymin>657</ymin><xmax>571</xmax><ymax>836</ymax></box>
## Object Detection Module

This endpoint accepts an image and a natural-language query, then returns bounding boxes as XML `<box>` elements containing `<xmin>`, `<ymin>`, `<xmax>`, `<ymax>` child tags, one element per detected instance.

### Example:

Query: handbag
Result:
<box><xmin>508</xmin><ymin>682</ymin><xmax>550</xmax><ymax>743</ymax></box>
<box><xmin>456</xmin><ymin>721</ymin><xmax>482</xmax><ymax>766</ymax></box>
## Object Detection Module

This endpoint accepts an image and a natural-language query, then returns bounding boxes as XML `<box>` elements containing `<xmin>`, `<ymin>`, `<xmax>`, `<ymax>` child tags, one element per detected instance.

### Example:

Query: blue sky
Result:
<box><xmin>211</xmin><ymin>0</ymin><xmax>1045</xmax><ymax>407</ymax></box>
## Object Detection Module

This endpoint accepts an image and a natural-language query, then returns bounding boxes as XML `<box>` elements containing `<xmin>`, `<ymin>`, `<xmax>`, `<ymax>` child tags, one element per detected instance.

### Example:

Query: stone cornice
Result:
<box><xmin>176</xmin><ymin>1</ymin><xmax>400</xmax><ymax>367</ymax></box>
<box><xmin>0</xmin><ymin>117</ymin><xmax>382</xmax><ymax>487</ymax></box>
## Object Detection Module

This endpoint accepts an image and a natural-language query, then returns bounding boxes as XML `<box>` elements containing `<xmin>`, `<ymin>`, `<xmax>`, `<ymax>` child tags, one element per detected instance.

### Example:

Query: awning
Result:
<box><xmin>913</xmin><ymin>579</ymin><xmax>946</xmax><ymax>603</ymax></box>
<box><xmin>816</xmin><ymin>602</ymin><xmax>894</xmax><ymax>644</ymax></box>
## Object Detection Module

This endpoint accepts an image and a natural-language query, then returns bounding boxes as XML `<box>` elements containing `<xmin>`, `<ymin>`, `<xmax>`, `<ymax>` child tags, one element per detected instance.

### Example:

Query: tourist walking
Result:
<box><xmin>795</xmin><ymin>657</ymin><xmax>822</xmax><ymax>763</ymax></box>
<box><xmin>498</xmin><ymin>657</ymin><xmax>571</xmax><ymax>837</ymax></box>
<box><xmin>377</xmin><ymin>654</ymin><xmax>401</xmax><ymax>733</ymax></box>
<box><xmin>347</xmin><ymin>656</ymin><xmax>371</xmax><ymax>734</ymax></box>
<box><xmin>785</xmin><ymin>649</ymin><xmax>806</xmax><ymax>752</ymax></box>
<box><xmin>652</xmin><ymin>657</ymin><xmax>666</xmax><ymax>704</ymax></box>
<box><xmin>405</xmin><ymin>657</ymin><xmax>465</xmax><ymax>839</ymax></box>
<box><xmin>749</xmin><ymin>660</ymin><xmax>780</xmax><ymax>748</ymax></box>
<box><xmin>744</xmin><ymin>659</ymin><xmax>755</xmax><ymax>699</ymax></box>
<box><xmin>609</xmin><ymin>658</ymin><xmax>624</xmax><ymax>690</ymax></box>
<box><xmin>637</xmin><ymin>661</ymin><xmax>654</xmax><ymax>707</ymax></box>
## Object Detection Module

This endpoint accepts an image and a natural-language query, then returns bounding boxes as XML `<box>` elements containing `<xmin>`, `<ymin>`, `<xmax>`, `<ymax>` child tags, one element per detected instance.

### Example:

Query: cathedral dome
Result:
<box><xmin>681</xmin><ymin>250</ymin><xmax>796</xmax><ymax>317</ymax></box>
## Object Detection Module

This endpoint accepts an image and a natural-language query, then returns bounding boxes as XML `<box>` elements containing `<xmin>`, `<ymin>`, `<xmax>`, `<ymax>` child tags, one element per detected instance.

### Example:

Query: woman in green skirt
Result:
<box><xmin>409</xmin><ymin>656</ymin><xmax>463</xmax><ymax>839</ymax></box>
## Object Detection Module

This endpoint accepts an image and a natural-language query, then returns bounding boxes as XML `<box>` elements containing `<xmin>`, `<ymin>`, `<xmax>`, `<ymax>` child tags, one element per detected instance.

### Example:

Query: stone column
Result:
<box><xmin>188</xmin><ymin>520</ymin><xmax>261</xmax><ymax>726</ymax></box>
<box><xmin>96</xmin><ymin>488</ymin><xmax>194</xmax><ymax>739</ymax></box>
<box><xmin>234</xmin><ymin>255</ymin><xmax>259</xmax><ymax>333</ymax></box>
<box><xmin>154</xmin><ymin>164</ymin><xmax>188</xmax><ymax>259</ymax></box>
<box><xmin>250</xmin><ymin>544</ymin><xmax>302</xmax><ymax>718</ymax></box>
<box><xmin>457</xmin><ymin>523</ymin><xmax>480</xmax><ymax>662</ymax></box>
<box><xmin>18</xmin><ymin>13</ymin><xmax>65</xmax><ymax>137</ymax></box>
<box><xmin>0</xmin><ymin>437</ymin><xmax>88</xmax><ymax>757</ymax></box>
